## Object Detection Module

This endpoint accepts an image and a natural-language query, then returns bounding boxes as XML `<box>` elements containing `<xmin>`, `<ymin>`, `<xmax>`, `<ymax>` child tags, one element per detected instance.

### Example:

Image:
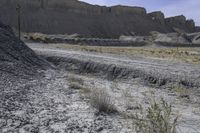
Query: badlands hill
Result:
<box><xmin>0</xmin><ymin>0</ymin><xmax>199</xmax><ymax>38</ymax></box>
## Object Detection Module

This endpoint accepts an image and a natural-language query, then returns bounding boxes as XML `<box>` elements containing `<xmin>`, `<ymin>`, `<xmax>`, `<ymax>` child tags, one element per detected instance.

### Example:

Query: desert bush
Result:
<box><xmin>90</xmin><ymin>89</ymin><xmax>117</xmax><ymax>114</ymax></box>
<box><xmin>133</xmin><ymin>99</ymin><xmax>178</xmax><ymax>133</ymax></box>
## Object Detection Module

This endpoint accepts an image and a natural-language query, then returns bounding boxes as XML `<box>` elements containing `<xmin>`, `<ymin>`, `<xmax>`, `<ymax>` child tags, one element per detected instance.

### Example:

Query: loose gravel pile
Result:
<box><xmin>0</xmin><ymin>21</ymin><xmax>51</xmax><ymax>87</ymax></box>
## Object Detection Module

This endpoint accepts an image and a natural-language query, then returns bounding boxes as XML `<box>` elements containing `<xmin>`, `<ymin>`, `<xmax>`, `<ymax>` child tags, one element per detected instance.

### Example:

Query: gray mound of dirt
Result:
<box><xmin>0</xmin><ymin>21</ymin><xmax>51</xmax><ymax>86</ymax></box>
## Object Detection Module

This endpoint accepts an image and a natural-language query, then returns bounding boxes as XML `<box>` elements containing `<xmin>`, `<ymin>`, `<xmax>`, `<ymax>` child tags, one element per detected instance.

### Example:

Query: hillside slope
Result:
<box><xmin>0</xmin><ymin>20</ymin><xmax>50</xmax><ymax>87</ymax></box>
<box><xmin>0</xmin><ymin>0</ymin><xmax>199</xmax><ymax>38</ymax></box>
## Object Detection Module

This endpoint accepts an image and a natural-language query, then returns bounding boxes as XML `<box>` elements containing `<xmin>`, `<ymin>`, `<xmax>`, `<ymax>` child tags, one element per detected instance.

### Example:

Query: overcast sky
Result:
<box><xmin>80</xmin><ymin>0</ymin><xmax>200</xmax><ymax>26</ymax></box>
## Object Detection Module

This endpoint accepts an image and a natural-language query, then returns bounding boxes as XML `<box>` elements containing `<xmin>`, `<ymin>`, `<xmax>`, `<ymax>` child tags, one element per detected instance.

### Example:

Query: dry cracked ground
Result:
<box><xmin>1</xmin><ymin>42</ymin><xmax>200</xmax><ymax>133</ymax></box>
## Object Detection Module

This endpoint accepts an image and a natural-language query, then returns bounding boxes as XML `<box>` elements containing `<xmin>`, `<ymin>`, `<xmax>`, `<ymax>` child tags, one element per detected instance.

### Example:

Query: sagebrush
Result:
<box><xmin>133</xmin><ymin>99</ymin><xmax>178</xmax><ymax>133</ymax></box>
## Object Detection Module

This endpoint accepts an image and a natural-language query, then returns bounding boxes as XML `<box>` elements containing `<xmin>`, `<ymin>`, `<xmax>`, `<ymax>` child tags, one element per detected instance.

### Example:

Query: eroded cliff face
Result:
<box><xmin>148</xmin><ymin>13</ymin><xmax>198</xmax><ymax>32</ymax></box>
<box><xmin>0</xmin><ymin>0</ymin><xmax>199</xmax><ymax>38</ymax></box>
<box><xmin>148</xmin><ymin>11</ymin><xmax>165</xmax><ymax>25</ymax></box>
<box><xmin>110</xmin><ymin>5</ymin><xmax>146</xmax><ymax>15</ymax></box>
<box><xmin>186</xmin><ymin>20</ymin><xmax>195</xmax><ymax>29</ymax></box>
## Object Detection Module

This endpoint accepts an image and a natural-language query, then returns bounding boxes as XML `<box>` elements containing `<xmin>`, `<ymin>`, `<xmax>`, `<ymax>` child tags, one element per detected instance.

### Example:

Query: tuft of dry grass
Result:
<box><xmin>68</xmin><ymin>76</ymin><xmax>91</xmax><ymax>94</ymax></box>
<box><xmin>122</xmin><ymin>89</ymin><xmax>138</xmax><ymax>111</ymax></box>
<box><xmin>90</xmin><ymin>89</ymin><xmax>118</xmax><ymax>114</ymax></box>
<box><xmin>68</xmin><ymin>76</ymin><xmax>117</xmax><ymax>114</ymax></box>
<box><xmin>68</xmin><ymin>76</ymin><xmax>85</xmax><ymax>89</ymax></box>
<box><xmin>69</xmin><ymin>82</ymin><xmax>84</xmax><ymax>90</ymax></box>
<box><xmin>68</xmin><ymin>76</ymin><xmax>84</xmax><ymax>85</ymax></box>
<box><xmin>170</xmin><ymin>84</ymin><xmax>190</xmax><ymax>99</ymax></box>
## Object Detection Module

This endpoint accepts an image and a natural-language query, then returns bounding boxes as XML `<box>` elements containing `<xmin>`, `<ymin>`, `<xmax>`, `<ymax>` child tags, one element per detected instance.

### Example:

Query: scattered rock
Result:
<box><xmin>187</xmin><ymin>32</ymin><xmax>200</xmax><ymax>44</ymax></box>
<box><xmin>150</xmin><ymin>31</ymin><xmax>191</xmax><ymax>44</ymax></box>
<box><xmin>148</xmin><ymin>11</ymin><xmax>165</xmax><ymax>25</ymax></box>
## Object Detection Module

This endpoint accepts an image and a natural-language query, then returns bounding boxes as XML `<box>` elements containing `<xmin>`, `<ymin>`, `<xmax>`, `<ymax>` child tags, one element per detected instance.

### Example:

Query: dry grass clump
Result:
<box><xmin>170</xmin><ymin>84</ymin><xmax>190</xmax><ymax>99</ymax></box>
<box><xmin>132</xmin><ymin>99</ymin><xmax>178</xmax><ymax>133</ymax></box>
<box><xmin>122</xmin><ymin>89</ymin><xmax>138</xmax><ymax>111</ymax></box>
<box><xmin>68</xmin><ymin>76</ymin><xmax>84</xmax><ymax>90</ymax></box>
<box><xmin>90</xmin><ymin>89</ymin><xmax>117</xmax><ymax>114</ymax></box>
<box><xmin>68</xmin><ymin>76</ymin><xmax>91</xmax><ymax>94</ymax></box>
<box><xmin>69</xmin><ymin>82</ymin><xmax>84</xmax><ymax>90</ymax></box>
<box><xmin>68</xmin><ymin>76</ymin><xmax>117</xmax><ymax>114</ymax></box>
<box><xmin>68</xmin><ymin>76</ymin><xmax>84</xmax><ymax>85</ymax></box>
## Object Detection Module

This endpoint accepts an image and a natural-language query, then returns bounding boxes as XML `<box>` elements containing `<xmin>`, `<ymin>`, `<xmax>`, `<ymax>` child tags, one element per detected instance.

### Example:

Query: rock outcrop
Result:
<box><xmin>0</xmin><ymin>0</ymin><xmax>199</xmax><ymax>38</ymax></box>
<box><xmin>164</xmin><ymin>15</ymin><xmax>197</xmax><ymax>32</ymax></box>
<box><xmin>151</xmin><ymin>32</ymin><xmax>191</xmax><ymax>44</ymax></box>
<box><xmin>165</xmin><ymin>15</ymin><xmax>187</xmax><ymax>26</ymax></box>
<box><xmin>187</xmin><ymin>32</ymin><xmax>200</xmax><ymax>44</ymax></box>
<box><xmin>148</xmin><ymin>11</ymin><xmax>165</xmax><ymax>25</ymax></box>
<box><xmin>195</xmin><ymin>26</ymin><xmax>200</xmax><ymax>32</ymax></box>
<box><xmin>186</xmin><ymin>20</ymin><xmax>195</xmax><ymax>30</ymax></box>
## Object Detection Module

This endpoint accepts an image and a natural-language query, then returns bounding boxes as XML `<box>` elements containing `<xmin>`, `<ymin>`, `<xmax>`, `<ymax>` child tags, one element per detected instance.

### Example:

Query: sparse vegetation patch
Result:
<box><xmin>169</xmin><ymin>84</ymin><xmax>190</xmax><ymax>99</ymax></box>
<box><xmin>51</xmin><ymin>44</ymin><xmax>200</xmax><ymax>64</ymax></box>
<box><xmin>132</xmin><ymin>99</ymin><xmax>179</xmax><ymax>133</ymax></box>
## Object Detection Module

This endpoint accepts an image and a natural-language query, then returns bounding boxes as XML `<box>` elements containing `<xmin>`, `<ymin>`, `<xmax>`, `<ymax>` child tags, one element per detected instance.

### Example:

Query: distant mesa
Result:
<box><xmin>0</xmin><ymin>0</ymin><xmax>199</xmax><ymax>38</ymax></box>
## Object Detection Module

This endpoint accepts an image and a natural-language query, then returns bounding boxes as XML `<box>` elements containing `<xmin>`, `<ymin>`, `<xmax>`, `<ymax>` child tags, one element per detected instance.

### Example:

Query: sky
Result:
<box><xmin>80</xmin><ymin>0</ymin><xmax>200</xmax><ymax>26</ymax></box>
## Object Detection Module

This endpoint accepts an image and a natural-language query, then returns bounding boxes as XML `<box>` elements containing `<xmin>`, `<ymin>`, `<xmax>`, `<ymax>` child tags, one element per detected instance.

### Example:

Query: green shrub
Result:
<box><xmin>133</xmin><ymin>99</ymin><xmax>178</xmax><ymax>133</ymax></box>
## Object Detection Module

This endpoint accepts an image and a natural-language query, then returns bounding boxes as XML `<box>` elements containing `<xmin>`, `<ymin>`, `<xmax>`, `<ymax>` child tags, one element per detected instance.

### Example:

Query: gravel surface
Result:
<box><xmin>1</xmin><ymin>42</ymin><xmax>200</xmax><ymax>133</ymax></box>
<box><xmin>1</xmin><ymin>70</ymin><xmax>130</xmax><ymax>133</ymax></box>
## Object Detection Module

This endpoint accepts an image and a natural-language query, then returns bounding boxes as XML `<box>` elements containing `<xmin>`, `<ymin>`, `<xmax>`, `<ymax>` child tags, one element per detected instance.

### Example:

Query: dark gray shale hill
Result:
<box><xmin>0</xmin><ymin>21</ymin><xmax>51</xmax><ymax>87</ymax></box>
<box><xmin>0</xmin><ymin>0</ymin><xmax>199</xmax><ymax>38</ymax></box>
